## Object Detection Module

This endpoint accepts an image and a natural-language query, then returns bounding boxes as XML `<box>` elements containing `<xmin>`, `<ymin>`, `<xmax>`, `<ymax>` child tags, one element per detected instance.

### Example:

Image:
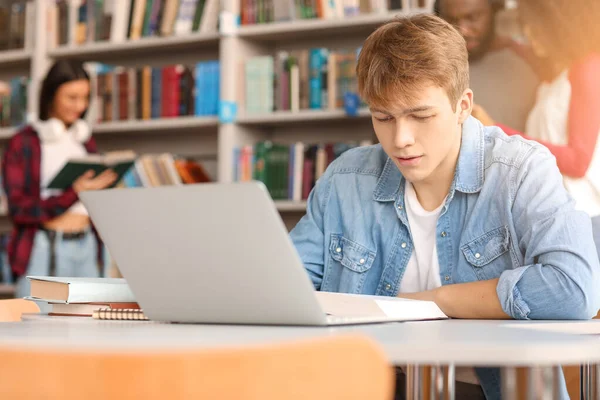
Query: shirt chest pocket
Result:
<box><xmin>330</xmin><ymin>234</ymin><xmax>376</xmax><ymax>273</ymax></box>
<box><xmin>461</xmin><ymin>226</ymin><xmax>511</xmax><ymax>279</ymax></box>
<box><xmin>326</xmin><ymin>234</ymin><xmax>377</xmax><ymax>293</ymax></box>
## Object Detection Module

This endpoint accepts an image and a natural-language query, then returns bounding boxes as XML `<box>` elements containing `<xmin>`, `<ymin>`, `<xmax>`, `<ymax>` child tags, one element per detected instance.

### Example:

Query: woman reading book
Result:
<box><xmin>2</xmin><ymin>60</ymin><xmax>117</xmax><ymax>298</ymax></box>
<box><xmin>472</xmin><ymin>0</ymin><xmax>600</xmax><ymax>219</ymax></box>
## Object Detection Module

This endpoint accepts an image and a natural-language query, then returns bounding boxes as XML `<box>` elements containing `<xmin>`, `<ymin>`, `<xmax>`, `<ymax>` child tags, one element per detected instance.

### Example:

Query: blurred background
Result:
<box><xmin>0</xmin><ymin>0</ymin><xmax>597</xmax><ymax>303</ymax></box>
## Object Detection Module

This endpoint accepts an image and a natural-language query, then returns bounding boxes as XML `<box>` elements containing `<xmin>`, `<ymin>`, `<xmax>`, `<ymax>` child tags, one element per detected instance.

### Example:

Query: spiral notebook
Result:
<box><xmin>92</xmin><ymin>308</ymin><xmax>149</xmax><ymax>321</ymax></box>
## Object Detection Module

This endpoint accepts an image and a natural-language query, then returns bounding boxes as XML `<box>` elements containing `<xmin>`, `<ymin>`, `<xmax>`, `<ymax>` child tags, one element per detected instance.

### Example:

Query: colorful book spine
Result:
<box><xmin>233</xmin><ymin>140</ymin><xmax>372</xmax><ymax>201</ymax></box>
<box><xmin>309</xmin><ymin>48</ymin><xmax>324</xmax><ymax>109</ymax></box>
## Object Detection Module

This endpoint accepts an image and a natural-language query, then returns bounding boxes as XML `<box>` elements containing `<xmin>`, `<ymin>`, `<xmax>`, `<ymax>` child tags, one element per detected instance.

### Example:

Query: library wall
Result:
<box><xmin>0</xmin><ymin>0</ymin><xmax>447</xmax><ymax>290</ymax></box>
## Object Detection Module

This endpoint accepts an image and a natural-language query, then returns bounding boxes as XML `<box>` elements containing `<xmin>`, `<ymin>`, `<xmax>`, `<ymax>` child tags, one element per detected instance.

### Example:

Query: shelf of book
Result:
<box><xmin>0</xmin><ymin>118</ymin><xmax>220</xmax><ymax>139</ymax></box>
<box><xmin>47</xmin><ymin>33</ymin><xmax>220</xmax><ymax>62</ymax></box>
<box><xmin>0</xmin><ymin>49</ymin><xmax>32</xmax><ymax>69</ymax></box>
<box><xmin>0</xmin><ymin>0</ymin><xmax>438</xmax><ymax>235</ymax></box>
<box><xmin>237</xmin><ymin>108</ymin><xmax>371</xmax><ymax>126</ymax></box>
<box><xmin>274</xmin><ymin>200</ymin><xmax>308</xmax><ymax>212</ymax></box>
<box><xmin>236</xmin><ymin>9</ymin><xmax>427</xmax><ymax>41</ymax></box>
<box><xmin>92</xmin><ymin>116</ymin><xmax>219</xmax><ymax>135</ymax></box>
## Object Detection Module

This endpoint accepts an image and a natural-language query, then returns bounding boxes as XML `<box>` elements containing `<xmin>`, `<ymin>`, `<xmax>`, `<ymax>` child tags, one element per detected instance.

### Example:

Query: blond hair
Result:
<box><xmin>357</xmin><ymin>14</ymin><xmax>469</xmax><ymax>110</ymax></box>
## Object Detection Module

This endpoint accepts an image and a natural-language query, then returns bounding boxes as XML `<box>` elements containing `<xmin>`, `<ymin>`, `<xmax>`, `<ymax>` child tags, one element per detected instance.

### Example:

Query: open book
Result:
<box><xmin>316</xmin><ymin>292</ymin><xmax>449</xmax><ymax>322</ymax></box>
<box><xmin>47</xmin><ymin>151</ymin><xmax>136</xmax><ymax>190</ymax></box>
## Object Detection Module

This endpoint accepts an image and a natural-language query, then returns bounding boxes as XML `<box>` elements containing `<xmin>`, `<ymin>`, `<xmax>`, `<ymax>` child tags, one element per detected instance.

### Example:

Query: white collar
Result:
<box><xmin>33</xmin><ymin>118</ymin><xmax>91</xmax><ymax>144</ymax></box>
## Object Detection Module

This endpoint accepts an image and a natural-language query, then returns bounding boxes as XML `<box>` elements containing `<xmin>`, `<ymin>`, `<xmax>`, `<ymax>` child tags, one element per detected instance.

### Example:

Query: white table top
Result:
<box><xmin>446</xmin><ymin>319</ymin><xmax>600</xmax><ymax>335</ymax></box>
<box><xmin>2</xmin><ymin>316</ymin><xmax>600</xmax><ymax>367</ymax></box>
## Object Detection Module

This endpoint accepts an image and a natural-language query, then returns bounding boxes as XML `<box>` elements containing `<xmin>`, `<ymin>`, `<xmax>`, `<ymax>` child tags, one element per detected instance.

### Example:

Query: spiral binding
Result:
<box><xmin>92</xmin><ymin>308</ymin><xmax>149</xmax><ymax>321</ymax></box>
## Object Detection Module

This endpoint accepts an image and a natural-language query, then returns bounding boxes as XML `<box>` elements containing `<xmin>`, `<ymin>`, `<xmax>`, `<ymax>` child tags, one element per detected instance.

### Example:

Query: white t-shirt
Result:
<box><xmin>400</xmin><ymin>181</ymin><xmax>443</xmax><ymax>293</ymax></box>
<box><xmin>401</xmin><ymin>181</ymin><xmax>480</xmax><ymax>385</ymax></box>
<box><xmin>525</xmin><ymin>70</ymin><xmax>600</xmax><ymax>216</ymax></box>
<box><xmin>37</xmin><ymin>119</ymin><xmax>90</xmax><ymax>216</ymax></box>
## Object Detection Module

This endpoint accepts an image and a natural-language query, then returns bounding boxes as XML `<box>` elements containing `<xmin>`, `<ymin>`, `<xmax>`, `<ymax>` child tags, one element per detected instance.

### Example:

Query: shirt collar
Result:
<box><xmin>373</xmin><ymin>116</ymin><xmax>485</xmax><ymax>202</ymax></box>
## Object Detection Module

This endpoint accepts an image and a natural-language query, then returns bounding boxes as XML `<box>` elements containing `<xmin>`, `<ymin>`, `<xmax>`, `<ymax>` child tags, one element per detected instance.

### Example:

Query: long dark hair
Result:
<box><xmin>38</xmin><ymin>60</ymin><xmax>90</xmax><ymax>121</ymax></box>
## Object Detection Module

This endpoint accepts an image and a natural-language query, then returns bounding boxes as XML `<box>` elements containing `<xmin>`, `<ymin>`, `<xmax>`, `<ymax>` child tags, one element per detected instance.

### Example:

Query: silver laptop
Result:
<box><xmin>79</xmin><ymin>182</ymin><xmax>442</xmax><ymax>326</ymax></box>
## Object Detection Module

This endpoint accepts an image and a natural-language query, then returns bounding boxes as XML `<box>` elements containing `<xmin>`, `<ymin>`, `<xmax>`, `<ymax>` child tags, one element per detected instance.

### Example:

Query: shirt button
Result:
<box><xmin>401</xmin><ymin>243</ymin><xmax>407</xmax><ymax>248</ymax></box>
<box><xmin>397</xmin><ymin>205</ymin><xmax>403</xmax><ymax>210</ymax></box>
<box><xmin>475</xmin><ymin>253</ymin><xmax>481</xmax><ymax>259</ymax></box>
<box><xmin>386</xmin><ymin>284</ymin><xmax>392</xmax><ymax>290</ymax></box>
<box><xmin>445</xmin><ymin>275</ymin><xmax>450</xmax><ymax>281</ymax></box>
<box><xmin>441</xmin><ymin>232</ymin><xmax>447</xmax><ymax>237</ymax></box>
<box><xmin>336</xmin><ymin>247</ymin><xmax>342</xmax><ymax>253</ymax></box>
<box><xmin>359</xmin><ymin>258</ymin><xmax>365</xmax><ymax>264</ymax></box>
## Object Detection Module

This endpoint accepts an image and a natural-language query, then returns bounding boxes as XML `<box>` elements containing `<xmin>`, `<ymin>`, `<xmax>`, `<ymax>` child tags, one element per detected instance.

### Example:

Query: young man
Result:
<box><xmin>289</xmin><ymin>14</ymin><xmax>600</xmax><ymax>400</ymax></box>
<box><xmin>436</xmin><ymin>0</ymin><xmax>538</xmax><ymax>131</ymax></box>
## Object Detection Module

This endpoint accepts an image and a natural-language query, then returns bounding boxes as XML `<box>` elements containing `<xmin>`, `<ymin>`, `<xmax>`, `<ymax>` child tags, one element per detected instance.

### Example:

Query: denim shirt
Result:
<box><xmin>290</xmin><ymin>116</ymin><xmax>600</xmax><ymax>400</ymax></box>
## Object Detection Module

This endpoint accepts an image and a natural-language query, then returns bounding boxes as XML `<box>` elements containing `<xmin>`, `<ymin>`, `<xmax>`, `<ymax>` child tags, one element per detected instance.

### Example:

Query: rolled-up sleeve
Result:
<box><xmin>497</xmin><ymin>146</ymin><xmax>600</xmax><ymax>320</ymax></box>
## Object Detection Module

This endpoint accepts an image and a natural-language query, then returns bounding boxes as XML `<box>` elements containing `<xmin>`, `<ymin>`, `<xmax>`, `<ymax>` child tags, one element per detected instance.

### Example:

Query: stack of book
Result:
<box><xmin>25</xmin><ymin>276</ymin><xmax>143</xmax><ymax>319</ymax></box>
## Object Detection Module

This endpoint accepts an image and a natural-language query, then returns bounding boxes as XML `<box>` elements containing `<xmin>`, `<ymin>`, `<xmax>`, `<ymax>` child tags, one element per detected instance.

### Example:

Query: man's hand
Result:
<box><xmin>398</xmin><ymin>279</ymin><xmax>511</xmax><ymax>319</ymax></box>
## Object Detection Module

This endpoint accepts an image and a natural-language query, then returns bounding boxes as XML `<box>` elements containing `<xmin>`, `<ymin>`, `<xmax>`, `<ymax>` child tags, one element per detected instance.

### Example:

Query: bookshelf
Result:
<box><xmin>274</xmin><ymin>200</ymin><xmax>308</xmax><ymax>212</ymax></box>
<box><xmin>218</xmin><ymin>1</ymin><xmax>434</xmax><ymax>231</ymax></box>
<box><xmin>237</xmin><ymin>108</ymin><xmax>371</xmax><ymax>126</ymax></box>
<box><xmin>92</xmin><ymin>116</ymin><xmax>219</xmax><ymax>135</ymax></box>
<box><xmin>0</xmin><ymin>0</ymin><xmax>435</xmax><ymax>238</ymax></box>
<box><xmin>236</xmin><ymin>9</ymin><xmax>427</xmax><ymax>41</ymax></box>
<box><xmin>47</xmin><ymin>33</ymin><xmax>220</xmax><ymax>63</ymax></box>
<box><xmin>0</xmin><ymin>49</ymin><xmax>32</xmax><ymax>70</ymax></box>
<box><xmin>219</xmin><ymin>6</ymin><xmax>431</xmax><ymax>183</ymax></box>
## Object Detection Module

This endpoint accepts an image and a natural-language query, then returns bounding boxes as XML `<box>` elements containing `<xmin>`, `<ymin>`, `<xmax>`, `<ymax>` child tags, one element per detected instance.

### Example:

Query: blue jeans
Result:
<box><xmin>15</xmin><ymin>229</ymin><xmax>100</xmax><ymax>299</ymax></box>
<box><xmin>1</xmin><ymin>250</ymin><xmax>10</xmax><ymax>284</ymax></box>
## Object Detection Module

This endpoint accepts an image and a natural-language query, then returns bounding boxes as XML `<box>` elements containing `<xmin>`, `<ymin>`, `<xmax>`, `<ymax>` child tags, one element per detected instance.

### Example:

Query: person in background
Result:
<box><xmin>290</xmin><ymin>13</ymin><xmax>600</xmax><ymax>399</ymax></box>
<box><xmin>1</xmin><ymin>60</ymin><xmax>117</xmax><ymax>298</ymax></box>
<box><xmin>436</xmin><ymin>0</ymin><xmax>539</xmax><ymax>131</ymax></box>
<box><xmin>0</xmin><ymin>81</ymin><xmax>9</xmax><ymax>284</ymax></box>
<box><xmin>472</xmin><ymin>0</ymin><xmax>600</xmax><ymax>221</ymax></box>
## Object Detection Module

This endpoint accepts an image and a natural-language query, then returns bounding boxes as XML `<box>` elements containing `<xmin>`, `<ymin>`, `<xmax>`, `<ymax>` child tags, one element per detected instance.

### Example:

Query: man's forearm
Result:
<box><xmin>398</xmin><ymin>278</ymin><xmax>511</xmax><ymax>319</ymax></box>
